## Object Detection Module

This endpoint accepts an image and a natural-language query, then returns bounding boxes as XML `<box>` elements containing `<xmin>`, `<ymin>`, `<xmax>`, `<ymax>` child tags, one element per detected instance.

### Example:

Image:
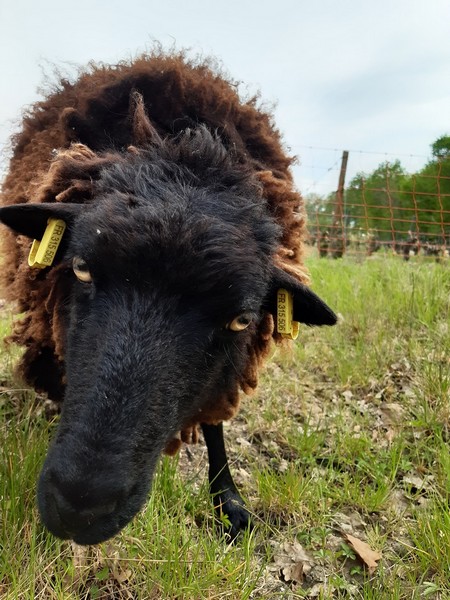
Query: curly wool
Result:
<box><xmin>0</xmin><ymin>50</ymin><xmax>308</xmax><ymax>453</ymax></box>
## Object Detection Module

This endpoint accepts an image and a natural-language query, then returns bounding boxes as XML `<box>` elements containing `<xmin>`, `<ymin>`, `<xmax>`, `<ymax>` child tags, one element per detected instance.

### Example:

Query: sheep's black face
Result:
<box><xmin>0</xmin><ymin>132</ymin><xmax>336</xmax><ymax>545</ymax></box>
<box><xmin>35</xmin><ymin>163</ymin><xmax>285</xmax><ymax>544</ymax></box>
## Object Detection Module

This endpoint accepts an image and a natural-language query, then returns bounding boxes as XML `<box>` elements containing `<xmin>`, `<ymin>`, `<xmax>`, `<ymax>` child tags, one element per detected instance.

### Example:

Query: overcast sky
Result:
<box><xmin>1</xmin><ymin>0</ymin><xmax>449</xmax><ymax>195</ymax></box>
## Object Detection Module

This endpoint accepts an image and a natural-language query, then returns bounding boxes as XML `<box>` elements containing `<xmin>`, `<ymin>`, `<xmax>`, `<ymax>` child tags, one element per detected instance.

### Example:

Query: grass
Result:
<box><xmin>0</xmin><ymin>255</ymin><xmax>449</xmax><ymax>599</ymax></box>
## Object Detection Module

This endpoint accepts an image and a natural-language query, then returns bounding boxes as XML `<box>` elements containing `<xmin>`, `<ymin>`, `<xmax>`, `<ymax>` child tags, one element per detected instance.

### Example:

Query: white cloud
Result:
<box><xmin>1</xmin><ymin>0</ymin><xmax>449</xmax><ymax>193</ymax></box>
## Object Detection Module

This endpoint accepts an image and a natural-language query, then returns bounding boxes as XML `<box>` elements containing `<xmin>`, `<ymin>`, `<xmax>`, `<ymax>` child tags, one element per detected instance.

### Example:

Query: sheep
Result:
<box><xmin>0</xmin><ymin>50</ymin><xmax>337</xmax><ymax>545</ymax></box>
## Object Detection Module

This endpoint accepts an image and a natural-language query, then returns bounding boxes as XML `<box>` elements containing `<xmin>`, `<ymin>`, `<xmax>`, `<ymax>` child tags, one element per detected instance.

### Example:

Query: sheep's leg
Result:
<box><xmin>201</xmin><ymin>422</ymin><xmax>252</xmax><ymax>539</ymax></box>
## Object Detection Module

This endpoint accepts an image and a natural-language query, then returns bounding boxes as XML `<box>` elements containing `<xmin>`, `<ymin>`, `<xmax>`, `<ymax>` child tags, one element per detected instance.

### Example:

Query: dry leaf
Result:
<box><xmin>269</xmin><ymin>540</ymin><xmax>314</xmax><ymax>584</ymax></box>
<box><xmin>346</xmin><ymin>534</ymin><xmax>381</xmax><ymax>573</ymax></box>
<box><xmin>385</xmin><ymin>428</ymin><xmax>395</xmax><ymax>443</ymax></box>
<box><xmin>334</xmin><ymin>510</ymin><xmax>367</xmax><ymax>533</ymax></box>
<box><xmin>380</xmin><ymin>402</ymin><xmax>405</xmax><ymax>426</ymax></box>
<box><xmin>112</xmin><ymin>566</ymin><xmax>132</xmax><ymax>584</ymax></box>
<box><xmin>281</xmin><ymin>561</ymin><xmax>304</xmax><ymax>584</ymax></box>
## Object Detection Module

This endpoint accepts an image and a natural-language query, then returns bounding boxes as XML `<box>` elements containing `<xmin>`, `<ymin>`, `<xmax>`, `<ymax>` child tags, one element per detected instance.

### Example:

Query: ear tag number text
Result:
<box><xmin>28</xmin><ymin>218</ymin><xmax>66</xmax><ymax>269</ymax></box>
<box><xmin>277</xmin><ymin>288</ymin><xmax>300</xmax><ymax>340</ymax></box>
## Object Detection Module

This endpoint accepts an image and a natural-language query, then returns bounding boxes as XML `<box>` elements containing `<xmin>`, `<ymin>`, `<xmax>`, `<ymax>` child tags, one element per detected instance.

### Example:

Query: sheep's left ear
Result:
<box><xmin>265</xmin><ymin>266</ymin><xmax>337</xmax><ymax>326</ymax></box>
<box><xmin>0</xmin><ymin>202</ymin><xmax>84</xmax><ymax>240</ymax></box>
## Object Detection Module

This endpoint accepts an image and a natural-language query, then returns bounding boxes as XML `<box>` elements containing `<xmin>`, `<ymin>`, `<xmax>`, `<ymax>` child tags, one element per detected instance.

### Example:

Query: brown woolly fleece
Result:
<box><xmin>0</xmin><ymin>50</ymin><xmax>308</xmax><ymax>453</ymax></box>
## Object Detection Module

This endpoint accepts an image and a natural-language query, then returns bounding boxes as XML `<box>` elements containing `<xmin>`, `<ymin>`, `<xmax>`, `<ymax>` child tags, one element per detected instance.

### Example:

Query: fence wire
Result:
<box><xmin>302</xmin><ymin>148</ymin><xmax>450</xmax><ymax>262</ymax></box>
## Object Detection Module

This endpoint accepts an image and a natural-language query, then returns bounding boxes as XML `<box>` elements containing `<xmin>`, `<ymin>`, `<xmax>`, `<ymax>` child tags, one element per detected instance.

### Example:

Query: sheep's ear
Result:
<box><xmin>265</xmin><ymin>266</ymin><xmax>337</xmax><ymax>326</ymax></box>
<box><xmin>0</xmin><ymin>203</ymin><xmax>84</xmax><ymax>240</ymax></box>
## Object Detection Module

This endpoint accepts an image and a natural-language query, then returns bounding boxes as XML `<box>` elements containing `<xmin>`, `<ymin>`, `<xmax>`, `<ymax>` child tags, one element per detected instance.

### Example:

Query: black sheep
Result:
<box><xmin>0</xmin><ymin>51</ymin><xmax>337</xmax><ymax>544</ymax></box>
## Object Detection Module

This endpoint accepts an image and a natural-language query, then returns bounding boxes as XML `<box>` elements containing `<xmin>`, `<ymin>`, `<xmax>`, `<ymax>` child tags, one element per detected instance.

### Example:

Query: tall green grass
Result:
<box><xmin>0</xmin><ymin>256</ymin><xmax>449</xmax><ymax>599</ymax></box>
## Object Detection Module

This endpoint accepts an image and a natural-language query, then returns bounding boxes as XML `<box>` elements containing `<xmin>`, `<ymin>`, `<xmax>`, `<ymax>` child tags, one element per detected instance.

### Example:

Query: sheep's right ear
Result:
<box><xmin>0</xmin><ymin>203</ymin><xmax>84</xmax><ymax>240</ymax></box>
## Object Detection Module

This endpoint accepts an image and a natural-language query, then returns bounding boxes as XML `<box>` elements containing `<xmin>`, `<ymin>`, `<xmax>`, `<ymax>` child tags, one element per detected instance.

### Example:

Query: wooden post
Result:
<box><xmin>331</xmin><ymin>150</ymin><xmax>349</xmax><ymax>257</ymax></box>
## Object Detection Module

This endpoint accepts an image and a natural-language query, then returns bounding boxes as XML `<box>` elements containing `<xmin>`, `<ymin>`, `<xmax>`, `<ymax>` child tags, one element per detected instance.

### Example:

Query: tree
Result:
<box><xmin>342</xmin><ymin>136</ymin><xmax>450</xmax><ymax>246</ymax></box>
<box><xmin>304</xmin><ymin>192</ymin><xmax>335</xmax><ymax>239</ymax></box>
<box><xmin>400</xmin><ymin>136</ymin><xmax>450</xmax><ymax>241</ymax></box>
<box><xmin>306</xmin><ymin>135</ymin><xmax>450</xmax><ymax>251</ymax></box>
<box><xmin>431</xmin><ymin>134</ymin><xmax>450</xmax><ymax>159</ymax></box>
<box><xmin>344</xmin><ymin>160</ymin><xmax>409</xmax><ymax>242</ymax></box>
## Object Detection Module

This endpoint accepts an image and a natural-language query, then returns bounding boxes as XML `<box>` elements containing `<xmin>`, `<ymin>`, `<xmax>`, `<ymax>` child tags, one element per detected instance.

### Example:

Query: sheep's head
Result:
<box><xmin>0</xmin><ymin>130</ymin><xmax>336</xmax><ymax>544</ymax></box>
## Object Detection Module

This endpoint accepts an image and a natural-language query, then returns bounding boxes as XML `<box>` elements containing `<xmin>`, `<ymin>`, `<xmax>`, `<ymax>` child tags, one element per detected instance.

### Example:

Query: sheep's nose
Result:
<box><xmin>40</xmin><ymin>470</ymin><xmax>123</xmax><ymax>537</ymax></box>
<box><xmin>49</xmin><ymin>481</ymin><xmax>119</xmax><ymax>532</ymax></box>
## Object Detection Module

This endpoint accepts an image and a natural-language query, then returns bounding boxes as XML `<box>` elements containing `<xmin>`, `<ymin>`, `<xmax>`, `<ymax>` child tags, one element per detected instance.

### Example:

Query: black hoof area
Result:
<box><xmin>212</xmin><ymin>490</ymin><xmax>253</xmax><ymax>541</ymax></box>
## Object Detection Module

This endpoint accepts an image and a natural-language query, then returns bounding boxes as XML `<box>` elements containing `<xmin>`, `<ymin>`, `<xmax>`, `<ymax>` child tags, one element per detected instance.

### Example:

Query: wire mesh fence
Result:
<box><xmin>302</xmin><ymin>148</ymin><xmax>450</xmax><ymax>262</ymax></box>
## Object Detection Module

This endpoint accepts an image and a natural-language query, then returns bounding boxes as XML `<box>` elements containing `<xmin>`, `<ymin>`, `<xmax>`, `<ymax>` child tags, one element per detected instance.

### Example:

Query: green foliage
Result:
<box><xmin>431</xmin><ymin>134</ymin><xmax>450</xmax><ymax>159</ymax></box>
<box><xmin>400</xmin><ymin>151</ymin><xmax>450</xmax><ymax>240</ymax></box>
<box><xmin>345</xmin><ymin>159</ymin><xmax>408</xmax><ymax>241</ymax></box>
<box><xmin>1</xmin><ymin>257</ymin><xmax>450</xmax><ymax>598</ymax></box>
<box><xmin>304</xmin><ymin>192</ymin><xmax>336</xmax><ymax>233</ymax></box>
<box><xmin>307</xmin><ymin>135</ymin><xmax>450</xmax><ymax>245</ymax></box>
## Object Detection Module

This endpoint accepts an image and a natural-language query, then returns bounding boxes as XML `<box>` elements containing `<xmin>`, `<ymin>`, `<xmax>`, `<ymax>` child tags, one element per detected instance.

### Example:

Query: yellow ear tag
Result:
<box><xmin>28</xmin><ymin>218</ymin><xmax>66</xmax><ymax>269</ymax></box>
<box><xmin>277</xmin><ymin>288</ymin><xmax>300</xmax><ymax>340</ymax></box>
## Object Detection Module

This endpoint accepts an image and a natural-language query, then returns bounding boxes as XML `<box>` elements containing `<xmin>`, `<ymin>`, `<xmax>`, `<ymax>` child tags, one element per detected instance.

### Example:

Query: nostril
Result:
<box><xmin>78</xmin><ymin>500</ymin><xmax>118</xmax><ymax>520</ymax></box>
<box><xmin>54</xmin><ymin>486</ymin><xmax>117</xmax><ymax>515</ymax></box>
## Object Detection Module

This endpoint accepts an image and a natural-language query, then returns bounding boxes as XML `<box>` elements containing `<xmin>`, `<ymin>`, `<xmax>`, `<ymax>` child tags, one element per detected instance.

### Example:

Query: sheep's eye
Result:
<box><xmin>227</xmin><ymin>313</ymin><xmax>253</xmax><ymax>332</ymax></box>
<box><xmin>72</xmin><ymin>257</ymin><xmax>92</xmax><ymax>283</ymax></box>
